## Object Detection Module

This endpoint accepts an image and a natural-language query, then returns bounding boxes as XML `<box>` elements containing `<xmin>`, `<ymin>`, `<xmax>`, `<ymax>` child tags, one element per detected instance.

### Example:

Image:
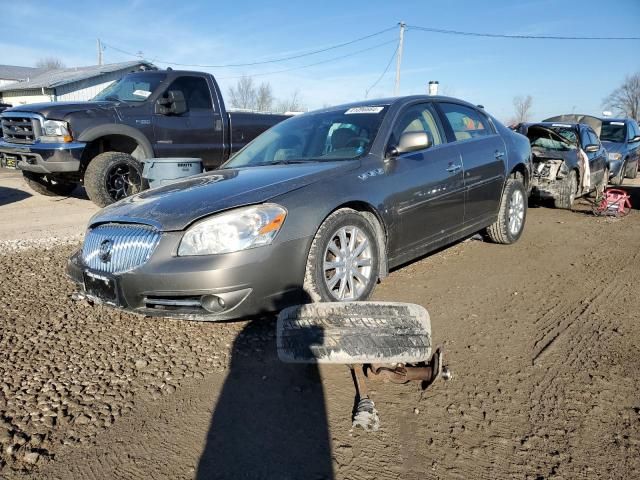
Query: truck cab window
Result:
<box><xmin>165</xmin><ymin>76</ymin><xmax>213</xmax><ymax>111</ymax></box>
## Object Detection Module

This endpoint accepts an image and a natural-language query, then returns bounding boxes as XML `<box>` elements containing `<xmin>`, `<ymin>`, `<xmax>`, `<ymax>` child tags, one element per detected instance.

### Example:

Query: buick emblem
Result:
<box><xmin>99</xmin><ymin>239</ymin><xmax>113</xmax><ymax>263</ymax></box>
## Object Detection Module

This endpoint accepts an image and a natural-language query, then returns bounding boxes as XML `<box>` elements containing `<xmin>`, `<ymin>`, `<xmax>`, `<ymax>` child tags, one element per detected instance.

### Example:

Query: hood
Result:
<box><xmin>600</xmin><ymin>140</ymin><xmax>624</xmax><ymax>154</ymax></box>
<box><xmin>91</xmin><ymin>161</ymin><xmax>359</xmax><ymax>231</ymax></box>
<box><xmin>4</xmin><ymin>101</ymin><xmax>117</xmax><ymax>119</ymax></box>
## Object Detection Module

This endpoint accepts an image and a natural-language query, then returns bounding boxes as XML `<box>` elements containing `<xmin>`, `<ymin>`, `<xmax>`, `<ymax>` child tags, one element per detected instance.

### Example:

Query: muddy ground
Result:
<box><xmin>0</xmin><ymin>172</ymin><xmax>639</xmax><ymax>479</ymax></box>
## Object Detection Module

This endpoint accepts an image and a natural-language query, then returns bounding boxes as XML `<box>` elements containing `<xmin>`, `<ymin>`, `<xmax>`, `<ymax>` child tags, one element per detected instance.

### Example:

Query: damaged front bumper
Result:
<box><xmin>530</xmin><ymin>159</ymin><xmax>567</xmax><ymax>199</ymax></box>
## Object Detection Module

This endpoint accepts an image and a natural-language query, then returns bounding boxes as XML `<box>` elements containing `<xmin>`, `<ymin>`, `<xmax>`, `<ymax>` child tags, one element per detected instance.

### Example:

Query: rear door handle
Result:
<box><xmin>495</xmin><ymin>150</ymin><xmax>505</xmax><ymax>159</ymax></box>
<box><xmin>446</xmin><ymin>164</ymin><xmax>462</xmax><ymax>173</ymax></box>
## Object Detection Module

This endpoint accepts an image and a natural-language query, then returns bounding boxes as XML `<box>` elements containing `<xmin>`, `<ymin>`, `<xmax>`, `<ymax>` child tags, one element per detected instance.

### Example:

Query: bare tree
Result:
<box><xmin>276</xmin><ymin>90</ymin><xmax>305</xmax><ymax>113</ymax></box>
<box><xmin>255</xmin><ymin>82</ymin><xmax>274</xmax><ymax>112</ymax></box>
<box><xmin>36</xmin><ymin>57</ymin><xmax>65</xmax><ymax>70</ymax></box>
<box><xmin>603</xmin><ymin>72</ymin><xmax>640</xmax><ymax>120</ymax></box>
<box><xmin>228</xmin><ymin>76</ymin><xmax>257</xmax><ymax>110</ymax></box>
<box><xmin>512</xmin><ymin>95</ymin><xmax>533</xmax><ymax>124</ymax></box>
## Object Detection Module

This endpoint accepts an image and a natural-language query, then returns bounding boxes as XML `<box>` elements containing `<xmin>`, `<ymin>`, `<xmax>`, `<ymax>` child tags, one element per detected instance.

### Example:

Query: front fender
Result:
<box><xmin>77</xmin><ymin>124</ymin><xmax>154</xmax><ymax>159</ymax></box>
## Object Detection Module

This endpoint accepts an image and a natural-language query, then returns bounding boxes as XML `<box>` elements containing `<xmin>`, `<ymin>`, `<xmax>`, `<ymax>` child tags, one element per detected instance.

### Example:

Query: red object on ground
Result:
<box><xmin>594</xmin><ymin>188</ymin><xmax>632</xmax><ymax>216</ymax></box>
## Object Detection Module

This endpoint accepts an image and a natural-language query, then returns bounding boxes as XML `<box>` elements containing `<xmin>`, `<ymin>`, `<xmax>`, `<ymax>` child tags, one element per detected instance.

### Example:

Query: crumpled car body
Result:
<box><xmin>514</xmin><ymin>122</ymin><xmax>609</xmax><ymax>206</ymax></box>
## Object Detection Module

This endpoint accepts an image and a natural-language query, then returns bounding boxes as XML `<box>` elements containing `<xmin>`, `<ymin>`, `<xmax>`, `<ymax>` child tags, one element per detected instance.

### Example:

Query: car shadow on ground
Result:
<box><xmin>196</xmin><ymin>316</ymin><xmax>334</xmax><ymax>480</ymax></box>
<box><xmin>0</xmin><ymin>186</ymin><xmax>31</xmax><ymax>206</ymax></box>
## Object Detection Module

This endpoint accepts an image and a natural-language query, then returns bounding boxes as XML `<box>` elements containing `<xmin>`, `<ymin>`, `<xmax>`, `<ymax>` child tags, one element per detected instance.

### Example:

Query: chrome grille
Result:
<box><xmin>82</xmin><ymin>223</ymin><xmax>161</xmax><ymax>274</ymax></box>
<box><xmin>1</xmin><ymin>112</ymin><xmax>41</xmax><ymax>144</ymax></box>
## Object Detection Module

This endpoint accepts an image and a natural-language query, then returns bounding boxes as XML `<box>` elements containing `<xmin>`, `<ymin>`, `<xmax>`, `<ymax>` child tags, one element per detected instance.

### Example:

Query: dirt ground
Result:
<box><xmin>1</xmin><ymin>170</ymin><xmax>639</xmax><ymax>479</ymax></box>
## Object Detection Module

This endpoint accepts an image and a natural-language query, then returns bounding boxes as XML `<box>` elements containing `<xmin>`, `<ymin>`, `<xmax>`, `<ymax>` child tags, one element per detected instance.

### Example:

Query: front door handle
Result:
<box><xmin>446</xmin><ymin>163</ymin><xmax>462</xmax><ymax>173</ymax></box>
<box><xmin>495</xmin><ymin>150</ymin><xmax>505</xmax><ymax>159</ymax></box>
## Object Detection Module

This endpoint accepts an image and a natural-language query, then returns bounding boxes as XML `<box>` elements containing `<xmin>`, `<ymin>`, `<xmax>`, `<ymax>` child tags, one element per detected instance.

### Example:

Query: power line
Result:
<box><xmin>218</xmin><ymin>40</ymin><xmax>398</xmax><ymax>80</ymax></box>
<box><xmin>406</xmin><ymin>24</ymin><xmax>640</xmax><ymax>41</ymax></box>
<box><xmin>101</xmin><ymin>26</ymin><xmax>396</xmax><ymax>68</ymax></box>
<box><xmin>365</xmin><ymin>42</ymin><xmax>399</xmax><ymax>98</ymax></box>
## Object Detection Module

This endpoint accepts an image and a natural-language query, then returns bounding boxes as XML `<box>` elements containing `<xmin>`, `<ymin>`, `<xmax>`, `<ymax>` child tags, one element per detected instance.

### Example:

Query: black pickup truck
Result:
<box><xmin>0</xmin><ymin>69</ymin><xmax>289</xmax><ymax>206</ymax></box>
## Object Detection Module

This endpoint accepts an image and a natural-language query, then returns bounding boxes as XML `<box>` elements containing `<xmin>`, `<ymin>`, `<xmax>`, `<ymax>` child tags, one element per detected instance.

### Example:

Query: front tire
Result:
<box><xmin>303</xmin><ymin>209</ymin><xmax>380</xmax><ymax>303</ymax></box>
<box><xmin>22</xmin><ymin>171</ymin><xmax>76</xmax><ymax>197</ymax></box>
<box><xmin>84</xmin><ymin>152</ymin><xmax>147</xmax><ymax>207</ymax></box>
<box><xmin>554</xmin><ymin>170</ymin><xmax>577</xmax><ymax>210</ymax></box>
<box><xmin>485</xmin><ymin>177</ymin><xmax>527</xmax><ymax>244</ymax></box>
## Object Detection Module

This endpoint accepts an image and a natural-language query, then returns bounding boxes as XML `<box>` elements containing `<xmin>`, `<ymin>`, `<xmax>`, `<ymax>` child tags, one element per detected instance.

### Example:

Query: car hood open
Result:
<box><xmin>91</xmin><ymin>161</ymin><xmax>358</xmax><ymax>231</ymax></box>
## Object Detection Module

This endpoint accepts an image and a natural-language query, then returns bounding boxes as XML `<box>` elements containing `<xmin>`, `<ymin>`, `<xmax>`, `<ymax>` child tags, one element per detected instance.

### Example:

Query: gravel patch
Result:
<box><xmin>0</xmin><ymin>244</ymin><xmax>248</xmax><ymax>473</ymax></box>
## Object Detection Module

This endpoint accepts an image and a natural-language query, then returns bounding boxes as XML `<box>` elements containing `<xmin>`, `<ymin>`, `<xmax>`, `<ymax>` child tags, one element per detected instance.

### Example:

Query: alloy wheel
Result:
<box><xmin>105</xmin><ymin>163</ymin><xmax>142</xmax><ymax>201</ymax></box>
<box><xmin>508</xmin><ymin>189</ymin><xmax>525</xmax><ymax>236</ymax></box>
<box><xmin>322</xmin><ymin>226</ymin><xmax>373</xmax><ymax>301</ymax></box>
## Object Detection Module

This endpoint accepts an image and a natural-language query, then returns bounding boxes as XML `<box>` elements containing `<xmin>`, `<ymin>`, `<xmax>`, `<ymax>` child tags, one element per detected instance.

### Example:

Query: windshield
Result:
<box><xmin>600</xmin><ymin>122</ymin><xmax>626</xmax><ymax>143</ymax></box>
<box><xmin>547</xmin><ymin>126</ymin><xmax>578</xmax><ymax>145</ymax></box>
<box><xmin>224</xmin><ymin>105</ymin><xmax>390</xmax><ymax>168</ymax></box>
<box><xmin>93</xmin><ymin>73</ymin><xmax>166</xmax><ymax>102</ymax></box>
<box><xmin>528</xmin><ymin>126</ymin><xmax>575</xmax><ymax>151</ymax></box>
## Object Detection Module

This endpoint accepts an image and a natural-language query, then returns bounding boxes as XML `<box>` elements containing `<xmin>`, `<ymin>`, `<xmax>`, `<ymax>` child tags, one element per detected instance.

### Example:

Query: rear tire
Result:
<box><xmin>277</xmin><ymin>302</ymin><xmax>432</xmax><ymax>364</ymax></box>
<box><xmin>303</xmin><ymin>209</ymin><xmax>380</xmax><ymax>303</ymax></box>
<box><xmin>485</xmin><ymin>177</ymin><xmax>527</xmax><ymax>244</ymax></box>
<box><xmin>22</xmin><ymin>171</ymin><xmax>76</xmax><ymax>197</ymax></box>
<box><xmin>84</xmin><ymin>152</ymin><xmax>147</xmax><ymax>207</ymax></box>
<box><xmin>554</xmin><ymin>170</ymin><xmax>577</xmax><ymax>210</ymax></box>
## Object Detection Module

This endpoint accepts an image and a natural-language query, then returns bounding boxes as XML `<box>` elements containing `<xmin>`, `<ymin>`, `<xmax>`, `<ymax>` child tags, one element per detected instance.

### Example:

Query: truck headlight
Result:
<box><xmin>178</xmin><ymin>204</ymin><xmax>287</xmax><ymax>256</ymax></box>
<box><xmin>41</xmin><ymin>120</ymin><xmax>72</xmax><ymax>143</ymax></box>
<box><xmin>608</xmin><ymin>152</ymin><xmax>622</xmax><ymax>161</ymax></box>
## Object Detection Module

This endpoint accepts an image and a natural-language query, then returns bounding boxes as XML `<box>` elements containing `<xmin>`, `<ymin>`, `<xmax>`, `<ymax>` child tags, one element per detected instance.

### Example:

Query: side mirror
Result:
<box><xmin>584</xmin><ymin>144</ymin><xmax>599</xmax><ymax>153</ymax></box>
<box><xmin>390</xmin><ymin>131</ymin><xmax>432</xmax><ymax>156</ymax></box>
<box><xmin>628</xmin><ymin>135</ymin><xmax>640</xmax><ymax>143</ymax></box>
<box><xmin>155</xmin><ymin>90</ymin><xmax>187</xmax><ymax>115</ymax></box>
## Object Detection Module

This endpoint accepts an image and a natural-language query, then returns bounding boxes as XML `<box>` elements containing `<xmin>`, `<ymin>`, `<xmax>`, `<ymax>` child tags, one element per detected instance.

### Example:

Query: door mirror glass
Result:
<box><xmin>395</xmin><ymin>131</ymin><xmax>432</xmax><ymax>155</ymax></box>
<box><xmin>156</xmin><ymin>90</ymin><xmax>188</xmax><ymax>115</ymax></box>
<box><xmin>584</xmin><ymin>144</ymin><xmax>599</xmax><ymax>153</ymax></box>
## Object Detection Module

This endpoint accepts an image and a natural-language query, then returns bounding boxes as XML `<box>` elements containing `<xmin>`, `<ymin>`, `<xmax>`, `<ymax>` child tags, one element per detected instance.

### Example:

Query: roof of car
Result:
<box><xmin>312</xmin><ymin>95</ymin><xmax>480</xmax><ymax>113</ymax></box>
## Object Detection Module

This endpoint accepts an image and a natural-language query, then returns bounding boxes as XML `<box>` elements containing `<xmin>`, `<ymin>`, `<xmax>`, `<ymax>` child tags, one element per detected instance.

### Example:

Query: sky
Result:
<box><xmin>1</xmin><ymin>0</ymin><xmax>639</xmax><ymax>122</ymax></box>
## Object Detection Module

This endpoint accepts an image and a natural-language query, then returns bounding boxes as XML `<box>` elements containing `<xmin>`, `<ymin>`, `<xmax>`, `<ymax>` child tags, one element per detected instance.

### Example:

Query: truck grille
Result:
<box><xmin>82</xmin><ymin>223</ymin><xmax>161</xmax><ymax>274</ymax></box>
<box><xmin>1</xmin><ymin>113</ymin><xmax>41</xmax><ymax>144</ymax></box>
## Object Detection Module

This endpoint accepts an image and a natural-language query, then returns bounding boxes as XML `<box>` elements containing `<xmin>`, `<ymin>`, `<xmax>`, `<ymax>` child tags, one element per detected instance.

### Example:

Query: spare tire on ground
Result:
<box><xmin>277</xmin><ymin>302</ymin><xmax>432</xmax><ymax>364</ymax></box>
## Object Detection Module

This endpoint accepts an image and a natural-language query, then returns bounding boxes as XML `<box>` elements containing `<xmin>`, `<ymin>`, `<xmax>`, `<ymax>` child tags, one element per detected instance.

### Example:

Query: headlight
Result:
<box><xmin>608</xmin><ymin>152</ymin><xmax>622</xmax><ymax>161</ymax></box>
<box><xmin>178</xmin><ymin>204</ymin><xmax>287</xmax><ymax>256</ymax></box>
<box><xmin>41</xmin><ymin>119</ymin><xmax>72</xmax><ymax>143</ymax></box>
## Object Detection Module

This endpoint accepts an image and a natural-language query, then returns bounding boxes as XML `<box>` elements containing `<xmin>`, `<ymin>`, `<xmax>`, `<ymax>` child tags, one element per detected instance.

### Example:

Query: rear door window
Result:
<box><xmin>438</xmin><ymin>103</ymin><xmax>492</xmax><ymax>142</ymax></box>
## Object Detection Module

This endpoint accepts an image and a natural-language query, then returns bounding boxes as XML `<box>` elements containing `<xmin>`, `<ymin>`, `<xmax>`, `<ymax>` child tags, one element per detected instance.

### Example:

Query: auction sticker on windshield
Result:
<box><xmin>133</xmin><ymin>90</ymin><xmax>152</xmax><ymax>98</ymax></box>
<box><xmin>345</xmin><ymin>106</ymin><xmax>385</xmax><ymax>114</ymax></box>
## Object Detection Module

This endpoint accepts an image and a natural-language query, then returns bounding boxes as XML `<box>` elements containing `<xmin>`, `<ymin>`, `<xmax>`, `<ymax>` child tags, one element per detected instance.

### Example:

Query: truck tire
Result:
<box><xmin>84</xmin><ymin>152</ymin><xmax>147</xmax><ymax>207</ymax></box>
<box><xmin>303</xmin><ymin>209</ymin><xmax>380</xmax><ymax>303</ymax></box>
<box><xmin>553</xmin><ymin>170</ymin><xmax>578</xmax><ymax>210</ymax></box>
<box><xmin>484</xmin><ymin>177</ymin><xmax>527</xmax><ymax>244</ymax></box>
<box><xmin>22</xmin><ymin>171</ymin><xmax>76</xmax><ymax>197</ymax></box>
<box><xmin>277</xmin><ymin>302</ymin><xmax>432</xmax><ymax>364</ymax></box>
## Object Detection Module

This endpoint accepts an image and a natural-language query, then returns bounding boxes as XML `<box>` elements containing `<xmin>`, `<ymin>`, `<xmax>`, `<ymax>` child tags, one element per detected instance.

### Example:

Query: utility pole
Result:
<box><xmin>97</xmin><ymin>38</ymin><xmax>103</xmax><ymax>66</ymax></box>
<box><xmin>394</xmin><ymin>21</ymin><xmax>406</xmax><ymax>96</ymax></box>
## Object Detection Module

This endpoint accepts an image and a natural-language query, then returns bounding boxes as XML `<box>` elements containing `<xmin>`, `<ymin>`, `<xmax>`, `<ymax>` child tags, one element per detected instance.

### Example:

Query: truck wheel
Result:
<box><xmin>303</xmin><ymin>209</ymin><xmax>380</xmax><ymax>303</ymax></box>
<box><xmin>277</xmin><ymin>302</ymin><xmax>432</xmax><ymax>364</ymax></box>
<box><xmin>22</xmin><ymin>171</ymin><xmax>76</xmax><ymax>197</ymax></box>
<box><xmin>84</xmin><ymin>152</ymin><xmax>147</xmax><ymax>207</ymax></box>
<box><xmin>553</xmin><ymin>170</ymin><xmax>577</xmax><ymax>210</ymax></box>
<box><xmin>484</xmin><ymin>177</ymin><xmax>527</xmax><ymax>244</ymax></box>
